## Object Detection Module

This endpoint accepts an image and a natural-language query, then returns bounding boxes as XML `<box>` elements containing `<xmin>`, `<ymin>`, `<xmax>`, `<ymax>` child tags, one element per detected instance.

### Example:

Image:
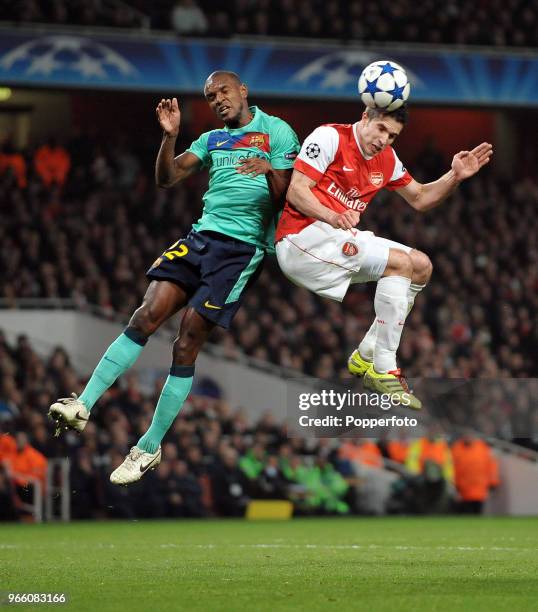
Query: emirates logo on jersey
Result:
<box><xmin>370</xmin><ymin>172</ymin><xmax>384</xmax><ymax>186</ymax></box>
<box><xmin>342</xmin><ymin>241</ymin><xmax>359</xmax><ymax>257</ymax></box>
<box><xmin>327</xmin><ymin>182</ymin><xmax>368</xmax><ymax>212</ymax></box>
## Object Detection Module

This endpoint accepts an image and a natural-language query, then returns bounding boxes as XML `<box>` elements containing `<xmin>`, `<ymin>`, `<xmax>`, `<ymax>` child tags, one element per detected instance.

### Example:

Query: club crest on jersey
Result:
<box><xmin>342</xmin><ymin>241</ymin><xmax>359</xmax><ymax>257</ymax></box>
<box><xmin>250</xmin><ymin>134</ymin><xmax>265</xmax><ymax>148</ymax></box>
<box><xmin>370</xmin><ymin>172</ymin><xmax>384</xmax><ymax>186</ymax></box>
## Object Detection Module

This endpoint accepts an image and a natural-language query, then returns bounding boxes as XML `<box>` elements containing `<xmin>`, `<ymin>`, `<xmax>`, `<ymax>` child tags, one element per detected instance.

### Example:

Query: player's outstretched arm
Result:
<box><xmin>155</xmin><ymin>97</ymin><xmax>202</xmax><ymax>188</ymax></box>
<box><xmin>287</xmin><ymin>170</ymin><xmax>360</xmax><ymax>230</ymax></box>
<box><xmin>396</xmin><ymin>142</ymin><xmax>493</xmax><ymax>212</ymax></box>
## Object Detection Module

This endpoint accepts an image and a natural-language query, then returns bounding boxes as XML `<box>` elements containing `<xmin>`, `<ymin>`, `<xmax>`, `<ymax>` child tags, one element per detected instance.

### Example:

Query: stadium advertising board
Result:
<box><xmin>0</xmin><ymin>28</ymin><xmax>537</xmax><ymax>106</ymax></box>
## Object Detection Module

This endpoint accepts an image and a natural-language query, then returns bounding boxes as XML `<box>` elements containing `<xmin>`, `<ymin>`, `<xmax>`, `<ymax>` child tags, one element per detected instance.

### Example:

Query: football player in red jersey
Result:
<box><xmin>275</xmin><ymin>106</ymin><xmax>493</xmax><ymax>408</ymax></box>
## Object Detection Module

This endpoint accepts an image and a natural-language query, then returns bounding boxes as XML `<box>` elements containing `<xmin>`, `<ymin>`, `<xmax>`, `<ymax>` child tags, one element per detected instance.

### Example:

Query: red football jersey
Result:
<box><xmin>275</xmin><ymin>123</ymin><xmax>413</xmax><ymax>241</ymax></box>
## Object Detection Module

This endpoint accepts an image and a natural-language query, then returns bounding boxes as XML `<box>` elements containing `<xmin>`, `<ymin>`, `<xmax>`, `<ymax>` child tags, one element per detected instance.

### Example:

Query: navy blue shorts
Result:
<box><xmin>146</xmin><ymin>230</ymin><xmax>265</xmax><ymax>329</ymax></box>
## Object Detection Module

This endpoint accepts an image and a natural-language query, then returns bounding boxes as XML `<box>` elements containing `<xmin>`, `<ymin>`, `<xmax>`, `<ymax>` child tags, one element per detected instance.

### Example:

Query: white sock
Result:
<box><xmin>358</xmin><ymin>319</ymin><xmax>378</xmax><ymax>362</ymax></box>
<box><xmin>407</xmin><ymin>283</ymin><xmax>426</xmax><ymax>316</ymax></box>
<box><xmin>359</xmin><ymin>282</ymin><xmax>425</xmax><ymax>361</ymax></box>
<box><xmin>373</xmin><ymin>275</ymin><xmax>411</xmax><ymax>373</ymax></box>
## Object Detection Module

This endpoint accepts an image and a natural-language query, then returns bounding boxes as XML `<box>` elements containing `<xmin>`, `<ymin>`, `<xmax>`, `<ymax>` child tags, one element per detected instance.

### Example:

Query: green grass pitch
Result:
<box><xmin>2</xmin><ymin>517</ymin><xmax>538</xmax><ymax>611</ymax></box>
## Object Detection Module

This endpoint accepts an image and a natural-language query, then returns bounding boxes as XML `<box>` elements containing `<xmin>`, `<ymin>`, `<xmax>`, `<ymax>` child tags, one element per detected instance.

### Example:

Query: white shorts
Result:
<box><xmin>276</xmin><ymin>221</ymin><xmax>412</xmax><ymax>302</ymax></box>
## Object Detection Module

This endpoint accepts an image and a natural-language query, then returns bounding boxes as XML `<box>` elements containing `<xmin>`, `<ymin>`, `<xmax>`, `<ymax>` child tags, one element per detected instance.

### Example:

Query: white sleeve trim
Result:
<box><xmin>390</xmin><ymin>149</ymin><xmax>407</xmax><ymax>182</ymax></box>
<box><xmin>297</xmin><ymin>125</ymin><xmax>339</xmax><ymax>175</ymax></box>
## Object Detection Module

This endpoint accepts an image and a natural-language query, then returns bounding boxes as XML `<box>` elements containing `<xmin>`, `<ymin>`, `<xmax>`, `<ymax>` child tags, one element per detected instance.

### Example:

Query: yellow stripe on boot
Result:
<box><xmin>347</xmin><ymin>349</ymin><xmax>373</xmax><ymax>378</ymax></box>
<box><xmin>363</xmin><ymin>366</ymin><xmax>422</xmax><ymax>410</ymax></box>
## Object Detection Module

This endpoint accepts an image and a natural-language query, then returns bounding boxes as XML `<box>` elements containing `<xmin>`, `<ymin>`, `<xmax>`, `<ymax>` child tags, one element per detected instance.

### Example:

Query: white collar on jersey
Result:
<box><xmin>353</xmin><ymin>122</ymin><xmax>373</xmax><ymax>160</ymax></box>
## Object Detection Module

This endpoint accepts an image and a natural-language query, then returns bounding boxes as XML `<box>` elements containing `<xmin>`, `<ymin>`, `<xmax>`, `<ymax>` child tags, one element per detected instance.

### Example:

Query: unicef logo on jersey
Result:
<box><xmin>305</xmin><ymin>143</ymin><xmax>321</xmax><ymax>159</ymax></box>
<box><xmin>214</xmin><ymin>150</ymin><xmax>266</xmax><ymax>168</ymax></box>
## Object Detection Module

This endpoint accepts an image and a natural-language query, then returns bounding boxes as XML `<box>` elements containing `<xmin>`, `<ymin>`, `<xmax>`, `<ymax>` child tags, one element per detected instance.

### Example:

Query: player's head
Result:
<box><xmin>358</xmin><ymin>105</ymin><xmax>408</xmax><ymax>157</ymax></box>
<box><xmin>204</xmin><ymin>71</ymin><xmax>249</xmax><ymax>127</ymax></box>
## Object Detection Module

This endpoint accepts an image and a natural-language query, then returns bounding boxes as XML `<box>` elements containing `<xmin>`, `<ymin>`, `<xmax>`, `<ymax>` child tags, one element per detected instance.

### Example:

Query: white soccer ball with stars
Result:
<box><xmin>358</xmin><ymin>60</ymin><xmax>410</xmax><ymax>112</ymax></box>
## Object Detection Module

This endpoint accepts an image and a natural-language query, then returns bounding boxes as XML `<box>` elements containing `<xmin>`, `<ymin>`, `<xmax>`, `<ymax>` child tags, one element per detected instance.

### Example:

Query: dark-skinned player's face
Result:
<box><xmin>204</xmin><ymin>76</ymin><xmax>248</xmax><ymax>125</ymax></box>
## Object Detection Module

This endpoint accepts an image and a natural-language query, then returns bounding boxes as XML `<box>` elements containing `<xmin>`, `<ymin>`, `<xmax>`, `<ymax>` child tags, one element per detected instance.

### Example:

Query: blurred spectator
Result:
<box><xmin>451</xmin><ymin>435</ymin><xmax>500</xmax><ymax>513</ymax></box>
<box><xmin>239</xmin><ymin>442</ymin><xmax>266</xmax><ymax>491</ymax></box>
<box><xmin>207</xmin><ymin>10</ymin><xmax>231</xmax><ymax>37</ymax></box>
<box><xmin>339</xmin><ymin>439</ymin><xmax>383</xmax><ymax>469</ymax></box>
<box><xmin>405</xmin><ymin>432</ymin><xmax>454</xmax><ymax>513</ymax></box>
<box><xmin>386</xmin><ymin>435</ymin><xmax>409</xmax><ymax>465</ymax></box>
<box><xmin>168</xmin><ymin>459</ymin><xmax>207</xmax><ymax>517</ymax></box>
<box><xmin>34</xmin><ymin>138</ymin><xmax>71</xmax><ymax>188</ymax></box>
<box><xmin>414</xmin><ymin>137</ymin><xmax>445</xmax><ymax>180</ymax></box>
<box><xmin>254</xmin><ymin>454</ymin><xmax>288</xmax><ymax>499</ymax></box>
<box><xmin>0</xmin><ymin>432</ymin><xmax>16</xmax><ymax>463</ymax></box>
<box><xmin>2</xmin><ymin>432</ymin><xmax>47</xmax><ymax>515</ymax></box>
<box><xmin>406</xmin><ymin>432</ymin><xmax>454</xmax><ymax>484</ymax></box>
<box><xmin>211</xmin><ymin>446</ymin><xmax>249</xmax><ymax>516</ymax></box>
<box><xmin>282</xmin><ymin>454</ymin><xmax>349</xmax><ymax>514</ymax></box>
<box><xmin>0</xmin><ymin>140</ymin><xmax>26</xmax><ymax>188</ymax></box>
<box><xmin>102</xmin><ymin>450</ymin><xmax>136</xmax><ymax>518</ymax></box>
<box><xmin>0</xmin><ymin>464</ymin><xmax>18</xmax><ymax>520</ymax></box>
<box><xmin>312</xmin><ymin>455</ymin><xmax>349</xmax><ymax>514</ymax></box>
<box><xmin>70</xmin><ymin>448</ymin><xmax>99</xmax><ymax>519</ymax></box>
<box><xmin>171</xmin><ymin>0</ymin><xmax>208</xmax><ymax>35</ymax></box>
<box><xmin>4</xmin><ymin>432</ymin><xmax>47</xmax><ymax>490</ymax></box>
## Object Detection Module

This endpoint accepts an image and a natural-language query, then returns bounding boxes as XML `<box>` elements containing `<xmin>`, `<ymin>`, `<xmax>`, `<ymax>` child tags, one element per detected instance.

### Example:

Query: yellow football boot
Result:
<box><xmin>347</xmin><ymin>349</ymin><xmax>372</xmax><ymax>378</ymax></box>
<box><xmin>363</xmin><ymin>366</ymin><xmax>422</xmax><ymax>410</ymax></box>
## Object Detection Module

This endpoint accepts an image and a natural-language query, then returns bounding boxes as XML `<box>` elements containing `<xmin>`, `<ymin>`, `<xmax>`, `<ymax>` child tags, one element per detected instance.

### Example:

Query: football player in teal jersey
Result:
<box><xmin>49</xmin><ymin>71</ymin><xmax>300</xmax><ymax>484</ymax></box>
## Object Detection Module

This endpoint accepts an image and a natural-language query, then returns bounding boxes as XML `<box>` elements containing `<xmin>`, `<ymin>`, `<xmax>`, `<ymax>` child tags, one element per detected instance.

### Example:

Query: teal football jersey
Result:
<box><xmin>187</xmin><ymin>106</ymin><xmax>299</xmax><ymax>249</ymax></box>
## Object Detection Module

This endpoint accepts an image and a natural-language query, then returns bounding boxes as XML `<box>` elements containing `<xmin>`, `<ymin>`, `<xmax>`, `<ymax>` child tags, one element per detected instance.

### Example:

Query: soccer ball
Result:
<box><xmin>358</xmin><ymin>60</ymin><xmax>410</xmax><ymax>112</ymax></box>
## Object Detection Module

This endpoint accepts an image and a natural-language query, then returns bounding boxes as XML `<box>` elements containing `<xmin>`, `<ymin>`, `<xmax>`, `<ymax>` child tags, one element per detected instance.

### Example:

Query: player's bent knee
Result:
<box><xmin>129</xmin><ymin>303</ymin><xmax>164</xmax><ymax>337</ymax></box>
<box><xmin>172</xmin><ymin>336</ymin><xmax>200</xmax><ymax>366</ymax></box>
<box><xmin>410</xmin><ymin>250</ymin><xmax>433</xmax><ymax>284</ymax></box>
<box><xmin>385</xmin><ymin>249</ymin><xmax>413</xmax><ymax>279</ymax></box>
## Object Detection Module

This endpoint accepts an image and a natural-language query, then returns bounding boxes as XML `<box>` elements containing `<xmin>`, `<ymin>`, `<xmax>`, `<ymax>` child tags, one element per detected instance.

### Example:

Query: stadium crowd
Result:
<box><xmin>0</xmin><ymin>0</ymin><xmax>146</xmax><ymax>29</ymax></box>
<box><xmin>0</xmin><ymin>333</ymin><xmax>501</xmax><ymax>521</ymax></box>
<box><xmin>0</xmin><ymin>125</ymin><xmax>534</xmax><ymax>522</ymax></box>
<box><xmin>0</xmin><ymin>133</ymin><xmax>536</xmax><ymax>386</ymax></box>
<box><xmin>1</xmin><ymin>0</ymin><xmax>537</xmax><ymax>47</ymax></box>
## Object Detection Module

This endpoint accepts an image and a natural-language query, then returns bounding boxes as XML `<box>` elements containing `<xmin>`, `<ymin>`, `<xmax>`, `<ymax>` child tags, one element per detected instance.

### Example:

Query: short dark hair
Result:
<box><xmin>205</xmin><ymin>70</ymin><xmax>242</xmax><ymax>86</ymax></box>
<box><xmin>365</xmin><ymin>104</ymin><xmax>409</xmax><ymax>125</ymax></box>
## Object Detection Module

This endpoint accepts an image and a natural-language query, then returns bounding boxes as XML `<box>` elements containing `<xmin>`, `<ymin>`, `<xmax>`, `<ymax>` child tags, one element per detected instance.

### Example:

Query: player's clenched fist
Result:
<box><xmin>329</xmin><ymin>209</ymin><xmax>361</xmax><ymax>230</ymax></box>
<box><xmin>156</xmin><ymin>97</ymin><xmax>181</xmax><ymax>137</ymax></box>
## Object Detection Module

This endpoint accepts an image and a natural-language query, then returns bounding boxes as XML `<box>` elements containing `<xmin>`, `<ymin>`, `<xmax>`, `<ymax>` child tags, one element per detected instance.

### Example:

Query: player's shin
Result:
<box><xmin>358</xmin><ymin>320</ymin><xmax>378</xmax><ymax>362</ymax></box>
<box><xmin>357</xmin><ymin>282</ymin><xmax>425</xmax><ymax>361</ymax></box>
<box><xmin>78</xmin><ymin>327</ymin><xmax>147</xmax><ymax>412</ymax></box>
<box><xmin>372</xmin><ymin>276</ymin><xmax>411</xmax><ymax>373</ymax></box>
<box><xmin>137</xmin><ymin>365</ymin><xmax>194</xmax><ymax>454</ymax></box>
